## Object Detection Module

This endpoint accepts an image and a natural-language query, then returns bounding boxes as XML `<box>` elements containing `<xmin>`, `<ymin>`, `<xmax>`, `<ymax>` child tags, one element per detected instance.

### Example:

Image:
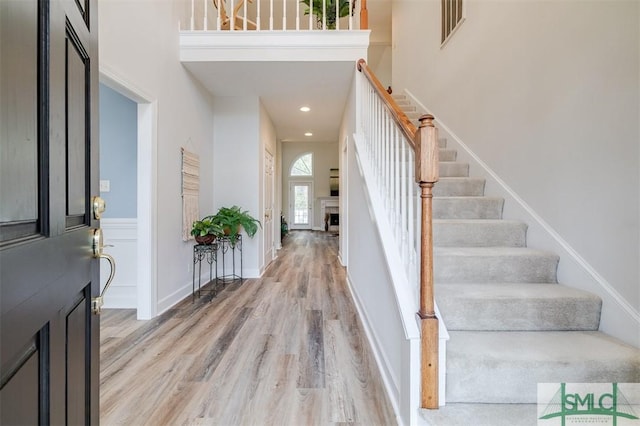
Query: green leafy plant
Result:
<box><xmin>212</xmin><ymin>206</ymin><xmax>261</xmax><ymax>242</ymax></box>
<box><xmin>191</xmin><ymin>216</ymin><xmax>223</xmax><ymax>244</ymax></box>
<box><xmin>300</xmin><ymin>0</ymin><xmax>354</xmax><ymax>29</ymax></box>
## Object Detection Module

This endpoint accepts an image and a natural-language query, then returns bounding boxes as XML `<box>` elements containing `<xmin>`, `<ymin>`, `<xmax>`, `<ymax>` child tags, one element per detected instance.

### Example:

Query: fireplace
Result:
<box><xmin>320</xmin><ymin>197</ymin><xmax>339</xmax><ymax>233</ymax></box>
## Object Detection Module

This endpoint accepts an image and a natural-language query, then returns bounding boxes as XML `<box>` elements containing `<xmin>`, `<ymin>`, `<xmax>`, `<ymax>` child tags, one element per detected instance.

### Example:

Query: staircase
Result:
<box><xmin>393</xmin><ymin>95</ymin><xmax>640</xmax><ymax>425</ymax></box>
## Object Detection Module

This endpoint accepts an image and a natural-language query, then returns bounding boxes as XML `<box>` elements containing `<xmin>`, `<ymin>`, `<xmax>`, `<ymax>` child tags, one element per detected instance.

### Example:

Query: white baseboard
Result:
<box><xmin>157</xmin><ymin>281</ymin><xmax>191</xmax><ymax>315</ymax></box>
<box><xmin>102</xmin><ymin>286</ymin><xmax>137</xmax><ymax>309</ymax></box>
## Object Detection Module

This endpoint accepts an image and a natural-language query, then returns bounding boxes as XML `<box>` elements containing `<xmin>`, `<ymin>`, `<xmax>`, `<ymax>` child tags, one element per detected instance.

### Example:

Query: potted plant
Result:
<box><xmin>211</xmin><ymin>205</ymin><xmax>261</xmax><ymax>243</ymax></box>
<box><xmin>190</xmin><ymin>216</ymin><xmax>223</xmax><ymax>245</ymax></box>
<box><xmin>300</xmin><ymin>0</ymin><xmax>354</xmax><ymax>29</ymax></box>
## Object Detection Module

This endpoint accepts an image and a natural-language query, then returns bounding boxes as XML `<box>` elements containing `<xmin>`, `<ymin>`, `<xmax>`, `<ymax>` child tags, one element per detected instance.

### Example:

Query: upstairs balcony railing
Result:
<box><xmin>182</xmin><ymin>0</ymin><xmax>368</xmax><ymax>31</ymax></box>
<box><xmin>356</xmin><ymin>59</ymin><xmax>440</xmax><ymax>409</ymax></box>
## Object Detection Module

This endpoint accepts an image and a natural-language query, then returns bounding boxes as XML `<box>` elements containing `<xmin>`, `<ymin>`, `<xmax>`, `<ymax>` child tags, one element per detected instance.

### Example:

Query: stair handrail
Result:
<box><xmin>357</xmin><ymin>59</ymin><xmax>440</xmax><ymax>409</ymax></box>
<box><xmin>357</xmin><ymin>59</ymin><xmax>416</xmax><ymax>147</ymax></box>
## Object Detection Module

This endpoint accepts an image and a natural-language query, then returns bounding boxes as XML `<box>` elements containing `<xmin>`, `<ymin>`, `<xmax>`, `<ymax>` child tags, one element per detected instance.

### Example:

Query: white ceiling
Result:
<box><xmin>180</xmin><ymin>0</ymin><xmax>391</xmax><ymax>144</ymax></box>
<box><xmin>182</xmin><ymin>60</ymin><xmax>357</xmax><ymax>142</ymax></box>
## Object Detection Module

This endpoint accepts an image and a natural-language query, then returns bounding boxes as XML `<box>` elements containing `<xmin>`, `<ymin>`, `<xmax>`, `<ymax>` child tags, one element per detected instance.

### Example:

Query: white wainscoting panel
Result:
<box><xmin>100</xmin><ymin>219</ymin><xmax>138</xmax><ymax>309</ymax></box>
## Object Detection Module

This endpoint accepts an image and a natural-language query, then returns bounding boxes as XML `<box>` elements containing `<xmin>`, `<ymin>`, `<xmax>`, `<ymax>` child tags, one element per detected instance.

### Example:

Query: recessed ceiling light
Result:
<box><xmin>300</xmin><ymin>106</ymin><xmax>311</xmax><ymax>112</ymax></box>
<box><xmin>304</xmin><ymin>132</ymin><xmax>313</xmax><ymax>136</ymax></box>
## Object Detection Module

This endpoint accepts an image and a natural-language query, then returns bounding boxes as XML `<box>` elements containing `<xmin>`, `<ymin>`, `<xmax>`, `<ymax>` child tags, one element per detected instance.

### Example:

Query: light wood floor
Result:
<box><xmin>100</xmin><ymin>231</ymin><xmax>397</xmax><ymax>425</ymax></box>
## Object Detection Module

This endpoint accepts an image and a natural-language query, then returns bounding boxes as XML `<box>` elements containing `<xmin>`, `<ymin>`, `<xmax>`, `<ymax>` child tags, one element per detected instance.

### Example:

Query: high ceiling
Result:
<box><xmin>182</xmin><ymin>60</ymin><xmax>357</xmax><ymax>143</ymax></box>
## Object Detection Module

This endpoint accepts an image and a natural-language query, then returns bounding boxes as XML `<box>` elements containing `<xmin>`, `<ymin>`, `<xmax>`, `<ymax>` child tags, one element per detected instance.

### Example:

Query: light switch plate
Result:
<box><xmin>100</xmin><ymin>180</ymin><xmax>110</xmax><ymax>192</ymax></box>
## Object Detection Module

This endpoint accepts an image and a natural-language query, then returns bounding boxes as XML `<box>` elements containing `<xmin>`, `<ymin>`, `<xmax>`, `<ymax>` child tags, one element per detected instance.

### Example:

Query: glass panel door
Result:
<box><xmin>290</xmin><ymin>182</ymin><xmax>313</xmax><ymax>229</ymax></box>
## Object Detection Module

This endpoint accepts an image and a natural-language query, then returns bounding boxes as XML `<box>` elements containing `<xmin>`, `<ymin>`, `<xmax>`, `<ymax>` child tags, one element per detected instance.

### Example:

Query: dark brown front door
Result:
<box><xmin>1</xmin><ymin>0</ymin><xmax>100</xmax><ymax>423</ymax></box>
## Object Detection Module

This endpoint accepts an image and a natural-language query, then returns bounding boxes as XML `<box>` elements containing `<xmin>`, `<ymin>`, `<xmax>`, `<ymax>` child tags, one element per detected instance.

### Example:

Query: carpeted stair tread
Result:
<box><xmin>434</xmin><ymin>177</ymin><xmax>486</xmax><ymax>197</ymax></box>
<box><xmin>446</xmin><ymin>330</ymin><xmax>640</xmax><ymax>403</ymax></box>
<box><xmin>434</xmin><ymin>247</ymin><xmax>559</xmax><ymax>283</ymax></box>
<box><xmin>434</xmin><ymin>219</ymin><xmax>527</xmax><ymax>247</ymax></box>
<box><xmin>434</xmin><ymin>197</ymin><xmax>504</xmax><ymax>219</ymax></box>
<box><xmin>439</xmin><ymin>161</ymin><xmax>469</xmax><ymax>177</ymax></box>
<box><xmin>420</xmin><ymin>403</ymin><xmax>537</xmax><ymax>426</ymax></box>
<box><xmin>437</xmin><ymin>283</ymin><xmax>601</xmax><ymax>331</ymax></box>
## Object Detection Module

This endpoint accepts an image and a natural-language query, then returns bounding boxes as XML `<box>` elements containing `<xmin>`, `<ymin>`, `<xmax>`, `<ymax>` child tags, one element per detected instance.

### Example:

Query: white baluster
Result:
<box><xmin>243</xmin><ymin>0</ymin><xmax>247</xmax><ymax>30</ymax></box>
<box><xmin>400</xmin><ymin>135</ymin><xmax>407</xmax><ymax>264</ymax></box>
<box><xmin>349</xmin><ymin>0</ymin><xmax>353</xmax><ymax>29</ymax></box>
<box><xmin>322</xmin><ymin>0</ymin><xmax>326</xmax><ymax>29</ymax></box>
<box><xmin>391</xmin><ymin>126</ymin><xmax>398</xmax><ymax>235</ymax></box>
<box><xmin>190</xmin><ymin>0</ymin><xmax>195</xmax><ymax>30</ymax></box>
<box><xmin>336</xmin><ymin>0</ymin><xmax>339</xmax><ymax>30</ymax></box>
<box><xmin>296</xmin><ymin>0</ymin><xmax>300</xmax><ymax>30</ymax></box>
<box><xmin>394</xmin><ymin>126</ymin><xmax>400</xmax><ymax>237</ymax></box>
<box><xmin>217</xmin><ymin>0</ymin><xmax>222</xmax><ymax>30</ymax></box>
<box><xmin>283</xmin><ymin>0</ymin><xmax>287</xmax><ymax>30</ymax></box>
<box><xmin>309</xmin><ymin>0</ymin><xmax>313</xmax><ymax>29</ymax></box>
<box><xmin>375</xmin><ymin>99</ymin><xmax>380</xmax><ymax>179</ymax></box>
<box><xmin>269</xmin><ymin>0</ymin><xmax>274</xmax><ymax>30</ymax></box>
<box><xmin>385</xmin><ymin>114</ymin><xmax>395</xmax><ymax>211</ymax></box>
<box><xmin>230</xmin><ymin>0</ymin><xmax>235</xmax><ymax>30</ymax></box>
<box><xmin>257</xmin><ymin>0</ymin><xmax>261</xmax><ymax>30</ymax></box>
<box><xmin>408</xmin><ymin>147</ymin><xmax>415</xmax><ymax>278</ymax></box>
<box><xmin>203</xmin><ymin>0</ymin><xmax>208</xmax><ymax>30</ymax></box>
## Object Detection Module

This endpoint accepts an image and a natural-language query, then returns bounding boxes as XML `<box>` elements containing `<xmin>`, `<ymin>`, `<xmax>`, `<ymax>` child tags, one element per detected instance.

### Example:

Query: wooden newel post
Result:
<box><xmin>360</xmin><ymin>0</ymin><xmax>368</xmax><ymax>29</ymax></box>
<box><xmin>415</xmin><ymin>114</ymin><xmax>439</xmax><ymax>409</ymax></box>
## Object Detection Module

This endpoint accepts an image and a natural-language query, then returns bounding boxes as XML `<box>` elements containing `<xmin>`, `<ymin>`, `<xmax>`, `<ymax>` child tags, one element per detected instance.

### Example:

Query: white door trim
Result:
<box><xmin>100</xmin><ymin>64</ymin><xmax>158</xmax><ymax>320</ymax></box>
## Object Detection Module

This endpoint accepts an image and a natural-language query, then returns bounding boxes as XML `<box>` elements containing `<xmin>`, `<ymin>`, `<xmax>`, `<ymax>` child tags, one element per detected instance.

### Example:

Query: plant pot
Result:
<box><xmin>195</xmin><ymin>234</ymin><xmax>216</xmax><ymax>245</ymax></box>
<box><xmin>223</xmin><ymin>225</ymin><xmax>241</xmax><ymax>236</ymax></box>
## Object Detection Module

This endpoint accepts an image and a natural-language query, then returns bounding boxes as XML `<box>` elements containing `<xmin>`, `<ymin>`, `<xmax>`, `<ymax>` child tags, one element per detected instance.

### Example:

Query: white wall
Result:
<box><xmin>281</xmin><ymin>141</ymin><xmax>339</xmax><ymax>229</ymax></box>
<box><xmin>393</xmin><ymin>0</ymin><xmax>640</xmax><ymax>345</ymax></box>
<box><xmin>368</xmin><ymin>44</ymin><xmax>392</xmax><ymax>90</ymax></box>
<box><xmin>99</xmin><ymin>84</ymin><xmax>138</xmax><ymax>218</ymax></box>
<box><xmin>212</xmin><ymin>96</ymin><xmax>262</xmax><ymax>277</ymax></box>
<box><xmin>99</xmin><ymin>0</ymin><xmax>215</xmax><ymax>313</ymax></box>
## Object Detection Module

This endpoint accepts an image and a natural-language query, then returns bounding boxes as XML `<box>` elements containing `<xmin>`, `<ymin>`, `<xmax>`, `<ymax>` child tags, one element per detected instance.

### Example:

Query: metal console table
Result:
<box><xmin>192</xmin><ymin>242</ymin><xmax>219</xmax><ymax>301</ymax></box>
<box><xmin>218</xmin><ymin>234</ymin><xmax>243</xmax><ymax>284</ymax></box>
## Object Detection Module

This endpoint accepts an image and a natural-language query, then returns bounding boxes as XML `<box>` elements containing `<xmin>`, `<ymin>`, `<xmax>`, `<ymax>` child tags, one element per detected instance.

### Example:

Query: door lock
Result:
<box><xmin>92</xmin><ymin>196</ymin><xmax>106</xmax><ymax>220</ymax></box>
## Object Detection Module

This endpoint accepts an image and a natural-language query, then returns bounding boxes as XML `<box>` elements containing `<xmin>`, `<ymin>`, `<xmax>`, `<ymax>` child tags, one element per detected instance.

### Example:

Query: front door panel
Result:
<box><xmin>0</xmin><ymin>0</ymin><xmax>100</xmax><ymax>423</ymax></box>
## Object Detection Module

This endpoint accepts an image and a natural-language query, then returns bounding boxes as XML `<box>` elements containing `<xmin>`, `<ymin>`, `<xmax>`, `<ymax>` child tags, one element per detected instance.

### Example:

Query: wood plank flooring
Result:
<box><xmin>100</xmin><ymin>231</ymin><xmax>397</xmax><ymax>425</ymax></box>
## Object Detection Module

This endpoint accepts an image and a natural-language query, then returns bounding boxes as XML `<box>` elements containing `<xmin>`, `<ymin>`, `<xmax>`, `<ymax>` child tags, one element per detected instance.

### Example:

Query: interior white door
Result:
<box><xmin>263</xmin><ymin>150</ymin><xmax>274</xmax><ymax>264</ymax></box>
<box><xmin>290</xmin><ymin>182</ymin><xmax>313</xmax><ymax>229</ymax></box>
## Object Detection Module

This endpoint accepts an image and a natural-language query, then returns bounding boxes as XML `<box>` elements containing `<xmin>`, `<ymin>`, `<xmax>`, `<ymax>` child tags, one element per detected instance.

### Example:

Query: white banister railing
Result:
<box><xmin>356</xmin><ymin>59</ymin><xmax>442</xmax><ymax>409</ymax></box>
<box><xmin>358</xmin><ymin>67</ymin><xmax>419</xmax><ymax>286</ymax></box>
<box><xmin>183</xmin><ymin>0</ymin><xmax>366</xmax><ymax>31</ymax></box>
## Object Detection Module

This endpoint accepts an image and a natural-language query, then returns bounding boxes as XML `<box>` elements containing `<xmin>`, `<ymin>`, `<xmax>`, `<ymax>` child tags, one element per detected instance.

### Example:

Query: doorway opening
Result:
<box><xmin>99</xmin><ymin>67</ymin><xmax>157</xmax><ymax>320</ymax></box>
<box><xmin>289</xmin><ymin>182</ymin><xmax>313</xmax><ymax>230</ymax></box>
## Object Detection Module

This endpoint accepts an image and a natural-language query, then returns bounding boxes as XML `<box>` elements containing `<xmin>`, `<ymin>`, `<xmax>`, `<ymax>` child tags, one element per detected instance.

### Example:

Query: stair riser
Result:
<box><xmin>445</xmin><ymin>331</ymin><xmax>640</xmax><ymax>403</ymax></box>
<box><xmin>434</xmin><ymin>179</ymin><xmax>485</xmax><ymax>197</ymax></box>
<box><xmin>434</xmin><ymin>198</ymin><xmax>504</xmax><ymax>219</ymax></box>
<box><xmin>439</xmin><ymin>149</ymin><xmax>457</xmax><ymax>162</ymax></box>
<box><xmin>438</xmin><ymin>296</ymin><xmax>602</xmax><ymax>331</ymax></box>
<box><xmin>435</xmin><ymin>253</ymin><xmax>559</xmax><ymax>283</ymax></box>
<box><xmin>446</xmin><ymin>360</ymin><xmax>638</xmax><ymax>403</ymax></box>
<box><xmin>434</xmin><ymin>221</ymin><xmax>527</xmax><ymax>247</ymax></box>
<box><xmin>439</xmin><ymin>162</ymin><xmax>469</xmax><ymax>177</ymax></box>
